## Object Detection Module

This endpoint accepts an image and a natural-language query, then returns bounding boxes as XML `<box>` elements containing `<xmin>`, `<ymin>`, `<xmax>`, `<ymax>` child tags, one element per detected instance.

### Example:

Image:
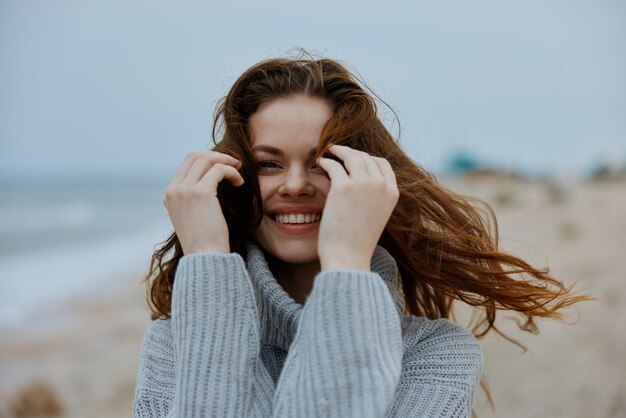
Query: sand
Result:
<box><xmin>1</xmin><ymin>178</ymin><xmax>624</xmax><ymax>418</ymax></box>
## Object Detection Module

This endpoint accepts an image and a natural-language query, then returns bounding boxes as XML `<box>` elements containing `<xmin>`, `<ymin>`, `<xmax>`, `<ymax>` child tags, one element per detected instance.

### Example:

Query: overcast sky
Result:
<box><xmin>1</xmin><ymin>0</ymin><xmax>625</xmax><ymax>181</ymax></box>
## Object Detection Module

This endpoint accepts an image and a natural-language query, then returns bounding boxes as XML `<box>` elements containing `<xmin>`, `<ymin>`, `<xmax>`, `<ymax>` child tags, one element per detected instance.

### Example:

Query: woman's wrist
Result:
<box><xmin>184</xmin><ymin>245</ymin><xmax>231</xmax><ymax>255</ymax></box>
<box><xmin>320</xmin><ymin>257</ymin><xmax>370</xmax><ymax>272</ymax></box>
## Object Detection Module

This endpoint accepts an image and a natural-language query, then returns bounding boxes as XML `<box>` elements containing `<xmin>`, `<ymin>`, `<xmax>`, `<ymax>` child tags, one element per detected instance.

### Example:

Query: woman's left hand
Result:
<box><xmin>316</xmin><ymin>144</ymin><xmax>399</xmax><ymax>271</ymax></box>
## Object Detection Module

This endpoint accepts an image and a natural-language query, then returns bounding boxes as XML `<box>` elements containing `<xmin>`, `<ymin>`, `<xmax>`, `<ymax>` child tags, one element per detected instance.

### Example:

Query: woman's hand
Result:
<box><xmin>163</xmin><ymin>151</ymin><xmax>245</xmax><ymax>255</ymax></box>
<box><xmin>316</xmin><ymin>144</ymin><xmax>399</xmax><ymax>271</ymax></box>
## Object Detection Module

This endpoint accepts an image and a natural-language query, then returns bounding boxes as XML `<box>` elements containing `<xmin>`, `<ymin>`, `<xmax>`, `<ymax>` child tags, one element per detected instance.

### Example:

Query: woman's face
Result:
<box><xmin>250</xmin><ymin>95</ymin><xmax>333</xmax><ymax>264</ymax></box>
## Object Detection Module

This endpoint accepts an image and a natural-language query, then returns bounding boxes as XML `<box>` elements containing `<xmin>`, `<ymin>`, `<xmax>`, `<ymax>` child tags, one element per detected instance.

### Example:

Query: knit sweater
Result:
<box><xmin>133</xmin><ymin>240</ymin><xmax>482</xmax><ymax>417</ymax></box>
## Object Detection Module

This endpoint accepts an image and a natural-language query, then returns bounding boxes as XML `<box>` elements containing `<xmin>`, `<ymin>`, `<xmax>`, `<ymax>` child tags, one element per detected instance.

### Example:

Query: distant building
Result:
<box><xmin>445</xmin><ymin>152</ymin><xmax>480</xmax><ymax>175</ymax></box>
<box><xmin>445</xmin><ymin>151</ymin><xmax>524</xmax><ymax>180</ymax></box>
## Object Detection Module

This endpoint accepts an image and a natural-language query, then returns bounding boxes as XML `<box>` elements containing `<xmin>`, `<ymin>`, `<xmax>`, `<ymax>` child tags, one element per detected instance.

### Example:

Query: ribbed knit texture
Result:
<box><xmin>134</xmin><ymin>240</ymin><xmax>482</xmax><ymax>417</ymax></box>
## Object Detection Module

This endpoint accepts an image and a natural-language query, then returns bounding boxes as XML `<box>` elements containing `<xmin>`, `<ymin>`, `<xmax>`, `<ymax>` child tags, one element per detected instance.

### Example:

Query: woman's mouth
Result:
<box><xmin>266</xmin><ymin>213</ymin><xmax>321</xmax><ymax>235</ymax></box>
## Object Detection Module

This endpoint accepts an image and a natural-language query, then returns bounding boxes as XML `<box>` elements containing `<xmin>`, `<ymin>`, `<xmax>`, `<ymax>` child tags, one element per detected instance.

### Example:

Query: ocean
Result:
<box><xmin>0</xmin><ymin>180</ymin><xmax>173</xmax><ymax>330</ymax></box>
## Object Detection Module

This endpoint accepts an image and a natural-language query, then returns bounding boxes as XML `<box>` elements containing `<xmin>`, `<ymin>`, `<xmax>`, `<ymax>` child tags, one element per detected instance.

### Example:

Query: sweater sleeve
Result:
<box><xmin>272</xmin><ymin>270</ymin><xmax>483</xmax><ymax>418</ymax></box>
<box><xmin>385</xmin><ymin>316</ymin><xmax>483</xmax><ymax>417</ymax></box>
<box><xmin>133</xmin><ymin>319</ymin><xmax>176</xmax><ymax>418</ymax></box>
<box><xmin>133</xmin><ymin>252</ymin><xmax>275</xmax><ymax>418</ymax></box>
<box><xmin>272</xmin><ymin>269</ymin><xmax>404</xmax><ymax>417</ymax></box>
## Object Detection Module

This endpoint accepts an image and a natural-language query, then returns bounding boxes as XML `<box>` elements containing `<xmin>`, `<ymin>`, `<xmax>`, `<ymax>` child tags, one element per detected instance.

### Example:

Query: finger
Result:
<box><xmin>317</xmin><ymin>157</ymin><xmax>349</xmax><ymax>184</ymax></box>
<box><xmin>182</xmin><ymin>152</ymin><xmax>242</xmax><ymax>185</ymax></box>
<box><xmin>327</xmin><ymin>144</ymin><xmax>368</xmax><ymax>177</ymax></box>
<box><xmin>373</xmin><ymin>157</ymin><xmax>396</xmax><ymax>183</ymax></box>
<box><xmin>172</xmin><ymin>151</ymin><xmax>241</xmax><ymax>184</ymax></box>
<box><xmin>330</xmin><ymin>144</ymin><xmax>384</xmax><ymax>178</ymax></box>
<box><xmin>196</xmin><ymin>163</ymin><xmax>245</xmax><ymax>192</ymax></box>
<box><xmin>171</xmin><ymin>152</ymin><xmax>198</xmax><ymax>184</ymax></box>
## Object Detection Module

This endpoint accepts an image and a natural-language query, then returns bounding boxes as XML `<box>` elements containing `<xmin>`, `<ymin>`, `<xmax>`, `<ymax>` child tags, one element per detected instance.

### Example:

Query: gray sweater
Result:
<box><xmin>133</xmin><ymin>240</ymin><xmax>482</xmax><ymax>417</ymax></box>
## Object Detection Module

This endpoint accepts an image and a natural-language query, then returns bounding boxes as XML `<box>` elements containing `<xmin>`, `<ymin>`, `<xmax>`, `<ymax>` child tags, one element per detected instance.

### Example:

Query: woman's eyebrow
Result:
<box><xmin>252</xmin><ymin>145</ymin><xmax>317</xmax><ymax>157</ymax></box>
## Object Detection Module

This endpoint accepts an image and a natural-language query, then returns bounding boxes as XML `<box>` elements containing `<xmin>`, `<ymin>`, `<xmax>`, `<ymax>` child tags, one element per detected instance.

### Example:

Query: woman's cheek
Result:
<box><xmin>258</xmin><ymin>177</ymin><xmax>278</xmax><ymax>200</ymax></box>
<box><xmin>315</xmin><ymin>177</ymin><xmax>331</xmax><ymax>196</ymax></box>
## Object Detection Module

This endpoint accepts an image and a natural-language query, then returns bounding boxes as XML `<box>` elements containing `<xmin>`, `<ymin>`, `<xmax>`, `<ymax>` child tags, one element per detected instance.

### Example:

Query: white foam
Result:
<box><xmin>0</xmin><ymin>220</ymin><xmax>172</xmax><ymax>330</ymax></box>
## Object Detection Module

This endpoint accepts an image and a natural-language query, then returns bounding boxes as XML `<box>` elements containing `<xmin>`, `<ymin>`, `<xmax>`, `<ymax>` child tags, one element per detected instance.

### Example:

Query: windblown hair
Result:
<box><xmin>144</xmin><ymin>50</ymin><xmax>589</xmax><ymax>411</ymax></box>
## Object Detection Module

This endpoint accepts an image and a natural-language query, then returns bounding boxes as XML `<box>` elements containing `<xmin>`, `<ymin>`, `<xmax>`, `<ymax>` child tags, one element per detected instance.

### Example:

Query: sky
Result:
<box><xmin>1</xmin><ymin>0</ymin><xmax>625</xmax><ymax>181</ymax></box>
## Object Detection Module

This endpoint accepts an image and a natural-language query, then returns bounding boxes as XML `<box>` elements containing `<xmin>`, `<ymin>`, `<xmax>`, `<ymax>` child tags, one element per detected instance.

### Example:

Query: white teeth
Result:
<box><xmin>274</xmin><ymin>213</ymin><xmax>321</xmax><ymax>224</ymax></box>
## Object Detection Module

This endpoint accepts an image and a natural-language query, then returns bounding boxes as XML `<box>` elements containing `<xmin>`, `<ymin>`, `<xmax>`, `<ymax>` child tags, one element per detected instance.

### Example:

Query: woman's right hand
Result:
<box><xmin>163</xmin><ymin>151</ymin><xmax>245</xmax><ymax>255</ymax></box>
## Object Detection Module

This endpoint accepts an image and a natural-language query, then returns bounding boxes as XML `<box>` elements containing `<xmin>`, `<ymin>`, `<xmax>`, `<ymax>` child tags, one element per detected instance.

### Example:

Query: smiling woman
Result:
<box><xmin>134</xmin><ymin>50</ymin><xmax>588</xmax><ymax>417</ymax></box>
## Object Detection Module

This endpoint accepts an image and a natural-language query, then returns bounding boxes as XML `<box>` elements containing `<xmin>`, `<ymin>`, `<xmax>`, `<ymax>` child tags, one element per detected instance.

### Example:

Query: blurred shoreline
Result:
<box><xmin>0</xmin><ymin>180</ymin><xmax>171</xmax><ymax>331</ymax></box>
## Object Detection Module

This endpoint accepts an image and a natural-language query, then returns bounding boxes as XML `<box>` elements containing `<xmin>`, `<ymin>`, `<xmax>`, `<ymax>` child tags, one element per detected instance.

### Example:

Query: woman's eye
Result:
<box><xmin>257</xmin><ymin>161</ymin><xmax>281</xmax><ymax>170</ymax></box>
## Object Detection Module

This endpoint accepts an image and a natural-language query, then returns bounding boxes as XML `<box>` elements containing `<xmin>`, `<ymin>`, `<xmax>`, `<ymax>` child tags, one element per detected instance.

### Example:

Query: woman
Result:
<box><xmin>133</xmin><ymin>53</ymin><xmax>586</xmax><ymax>417</ymax></box>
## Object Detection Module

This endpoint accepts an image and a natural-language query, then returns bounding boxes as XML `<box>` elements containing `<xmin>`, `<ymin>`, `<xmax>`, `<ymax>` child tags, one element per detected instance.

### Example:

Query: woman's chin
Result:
<box><xmin>254</xmin><ymin>234</ymin><xmax>319</xmax><ymax>264</ymax></box>
<box><xmin>273</xmin><ymin>241</ymin><xmax>319</xmax><ymax>263</ymax></box>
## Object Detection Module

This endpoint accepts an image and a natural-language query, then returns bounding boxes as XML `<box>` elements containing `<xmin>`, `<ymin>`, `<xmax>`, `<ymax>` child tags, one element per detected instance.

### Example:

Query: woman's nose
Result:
<box><xmin>278</xmin><ymin>169</ymin><xmax>315</xmax><ymax>196</ymax></box>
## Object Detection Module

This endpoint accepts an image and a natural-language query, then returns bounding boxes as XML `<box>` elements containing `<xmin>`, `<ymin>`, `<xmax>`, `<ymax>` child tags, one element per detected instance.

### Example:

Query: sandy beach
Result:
<box><xmin>1</xmin><ymin>178</ymin><xmax>624</xmax><ymax>418</ymax></box>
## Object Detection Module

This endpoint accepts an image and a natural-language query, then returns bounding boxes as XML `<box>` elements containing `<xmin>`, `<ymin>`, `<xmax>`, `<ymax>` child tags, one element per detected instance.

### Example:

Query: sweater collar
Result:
<box><xmin>243</xmin><ymin>240</ymin><xmax>405</xmax><ymax>351</ymax></box>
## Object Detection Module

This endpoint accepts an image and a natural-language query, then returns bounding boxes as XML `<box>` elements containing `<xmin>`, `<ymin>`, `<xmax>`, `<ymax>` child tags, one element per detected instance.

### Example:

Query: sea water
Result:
<box><xmin>0</xmin><ymin>179</ymin><xmax>173</xmax><ymax>330</ymax></box>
